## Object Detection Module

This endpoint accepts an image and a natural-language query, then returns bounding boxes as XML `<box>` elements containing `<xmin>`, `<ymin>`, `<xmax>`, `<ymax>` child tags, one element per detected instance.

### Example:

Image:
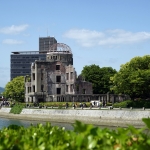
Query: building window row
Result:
<box><xmin>66</xmin><ymin>84</ymin><xmax>74</xmax><ymax>92</ymax></box>
<box><xmin>66</xmin><ymin>72</ymin><xmax>73</xmax><ymax>80</ymax></box>
<box><xmin>47</xmin><ymin>56</ymin><xmax>72</xmax><ymax>61</ymax></box>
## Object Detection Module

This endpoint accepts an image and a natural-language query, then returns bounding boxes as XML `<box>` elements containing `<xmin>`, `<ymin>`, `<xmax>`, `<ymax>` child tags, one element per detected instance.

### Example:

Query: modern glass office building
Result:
<box><xmin>39</xmin><ymin>36</ymin><xmax>57</xmax><ymax>52</ymax></box>
<box><xmin>10</xmin><ymin>36</ymin><xmax>57</xmax><ymax>80</ymax></box>
<box><xmin>10</xmin><ymin>51</ymin><xmax>46</xmax><ymax>80</ymax></box>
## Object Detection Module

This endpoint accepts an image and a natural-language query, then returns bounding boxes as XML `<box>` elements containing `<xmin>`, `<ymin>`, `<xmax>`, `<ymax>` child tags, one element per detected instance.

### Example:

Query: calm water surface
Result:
<box><xmin>0</xmin><ymin>118</ymin><xmax>74</xmax><ymax>130</ymax></box>
<box><xmin>0</xmin><ymin>117</ymin><xmax>122</xmax><ymax>131</ymax></box>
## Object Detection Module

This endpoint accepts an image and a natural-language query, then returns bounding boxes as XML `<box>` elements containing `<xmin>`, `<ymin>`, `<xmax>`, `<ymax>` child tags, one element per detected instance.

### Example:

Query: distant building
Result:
<box><xmin>10</xmin><ymin>36</ymin><xmax>57</xmax><ymax>80</ymax></box>
<box><xmin>10</xmin><ymin>51</ymin><xmax>46</xmax><ymax>80</ymax></box>
<box><xmin>24</xmin><ymin>43</ymin><xmax>93</xmax><ymax>102</ymax></box>
<box><xmin>39</xmin><ymin>36</ymin><xmax>57</xmax><ymax>52</ymax></box>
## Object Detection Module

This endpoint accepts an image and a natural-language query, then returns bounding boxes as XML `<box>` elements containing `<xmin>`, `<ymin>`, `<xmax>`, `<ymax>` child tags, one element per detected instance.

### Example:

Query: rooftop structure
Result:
<box><xmin>39</xmin><ymin>36</ymin><xmax>57</xmax><ymax>52</ymax></box>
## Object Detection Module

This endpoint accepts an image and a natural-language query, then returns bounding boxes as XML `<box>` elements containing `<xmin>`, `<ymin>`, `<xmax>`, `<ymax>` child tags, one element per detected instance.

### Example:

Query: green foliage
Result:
<box><xmin>113</xmin><ymin>100</ymin><xmax>150</xmax><ymax>108</ymax></box>
<box><xmin>113</xmin><ymin>100</ymin><xmax>133</xmax><ymax>108</ymax></box>
<box><xmin>111</xmin><ymin>55</ymin><xmax>150</xmax><ymax>99</ymax></box>
<box><xmin>142</xmin><ymin>118</ymin><xmax>150</xmax><ymax>129</ymax></box>
<box><xmin>106</xmin><ymin>102</ymin><xmax>113</xmax><ymax>106</ymax></box>
<box><xmin>3</xmin><ymin>76</ymin><xmax>25</xmax><ymax>102</ymax></box>
<box><xmin>0</xmin><ymin>120</ymin><xmax>150</xmax><ymax>149</ymax></box>
<box><xmin>10</xmin><ymin>104</ymin><xmax>25</xmax><ymax>114</ymax></box>
<box><xmin>81</xmin><ymin>64</ymin><xmax>117</xmax><ymax>94</ymax></box>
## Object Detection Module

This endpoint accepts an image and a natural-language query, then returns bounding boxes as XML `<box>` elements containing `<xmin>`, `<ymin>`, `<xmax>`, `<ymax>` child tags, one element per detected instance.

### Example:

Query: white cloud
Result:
<box><xmin>64</xmin><ymin>29</ymin><xmax>150</xmax><ymax>47</ymax></box>
<box><xmin>2</xmin><ymin>39</ymin><xmax>24</xmax><ymax>45</ymax></box>
<box><xmin>0</xmin><ymin>24</ymin><xmax>29</xmax><ymax>34</ymax></box>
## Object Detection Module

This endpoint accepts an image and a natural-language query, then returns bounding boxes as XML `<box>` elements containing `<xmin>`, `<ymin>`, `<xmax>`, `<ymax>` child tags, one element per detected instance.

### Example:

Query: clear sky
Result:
<box><xmin>0</xmin><ymin>0</ymin><xmax>150</xmax><ymax>88</ymax></box>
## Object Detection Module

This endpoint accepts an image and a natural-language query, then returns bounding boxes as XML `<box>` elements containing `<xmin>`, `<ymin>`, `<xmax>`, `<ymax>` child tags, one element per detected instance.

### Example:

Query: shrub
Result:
<box><xmin>113</xmin><ymin>100</ymin><xmax>133</xmax><ymax>108</ymax></box>
<box><xmin>144</xmin><ymin>101</ymin><xmax>150</xmax><ymax>108</ymax></box>
<box><xmin>0</xmin><ymin>119</ymin><xmax>150</xmax><ymax>149</ymax></box>
<box><xmin>10</xmin><ymin>104</ymin><xmax>25</xmax><ymax>114</ymax></box>
<box><xmin>106</xmin><ymin>102</ymin><xmax>112</xmax><ymax>106</ymax></box>
<box><xmin>113</xmin><ymin>100</ymin><xmax>150</xmax><ymax>108</ymax></box>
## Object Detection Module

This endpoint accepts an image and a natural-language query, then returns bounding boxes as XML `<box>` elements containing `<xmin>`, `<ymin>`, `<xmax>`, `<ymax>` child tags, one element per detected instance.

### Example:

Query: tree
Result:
<box><xmin>99</xmin><ymin>67</ymin><xmax>117</xmax><ymax>94</ymax></box>
<box><xmin>111</xmin><ymin>55</ymin><xmax>150</xmax><ymax>99</ymax></box>
<box><xmin>81</xmin><ymin>64</ymin><xmax>117</xmax><ymax>94</ymax></box>
<box><xmin>3</xmin><ymin>76</ymin><xmax>25</xmax><ymax>102</ymax></box>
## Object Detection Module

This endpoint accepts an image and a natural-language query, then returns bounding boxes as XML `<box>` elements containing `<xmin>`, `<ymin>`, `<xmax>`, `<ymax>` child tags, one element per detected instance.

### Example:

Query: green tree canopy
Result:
<box><xmin>111</xmin><ymin>55</ymin><xmax>150</xmax><ymax>99</ymax></box>
<box><xmin>81</xmin><ymin>64</ymin><xmax>117</xmax><ymax>94</ymax></box>
<box><xmin>3</xmin><ymin>76</ymin><xmax>25</xmax><ymax>102</ymax></box>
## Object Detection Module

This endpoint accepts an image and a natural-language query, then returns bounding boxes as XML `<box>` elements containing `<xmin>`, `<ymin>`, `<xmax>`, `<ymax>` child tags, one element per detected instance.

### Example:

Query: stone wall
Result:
<box><xmin>20</xmin><ymin>109</ymin><xmax>150</xmax><ymax>121</ymax></box>
<box><xmin>0</xmin><ymin>107</ymin><xmax>148</xmax><ymax>127</ymax></box>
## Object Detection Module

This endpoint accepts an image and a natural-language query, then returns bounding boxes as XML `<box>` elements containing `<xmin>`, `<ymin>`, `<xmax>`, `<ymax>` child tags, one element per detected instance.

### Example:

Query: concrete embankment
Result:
<box><xmin>0</xmin><ymin>107</ymin><xmax>149</xmax><ymax>128</ymax></box>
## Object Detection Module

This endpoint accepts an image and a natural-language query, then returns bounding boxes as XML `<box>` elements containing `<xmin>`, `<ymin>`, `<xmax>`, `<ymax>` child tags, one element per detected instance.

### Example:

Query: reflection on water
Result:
<box><xmin>0</xmin><ymin>118</ymin><xmax>74</xmax><ymax>130</ymax></box>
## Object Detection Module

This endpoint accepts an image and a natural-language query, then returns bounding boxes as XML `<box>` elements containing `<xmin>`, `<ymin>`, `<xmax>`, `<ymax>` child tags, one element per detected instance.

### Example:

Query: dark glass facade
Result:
<box><xmin>39</xmin><ymin>36</ymin><xmax>57</xmax><ymax>52</ymax></box>
<box><xmin>10</xmin><ymin>51</ymin><xmax>46</xmax><ymax>80</ymax></box>
<box><xmin>10</xmin><ymin>36</ymin><xmax>57</xmax><ymax>80</ymax></box>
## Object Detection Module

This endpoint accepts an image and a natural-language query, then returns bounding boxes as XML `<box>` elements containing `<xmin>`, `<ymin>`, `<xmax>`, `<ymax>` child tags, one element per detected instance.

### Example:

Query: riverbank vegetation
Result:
<box><xmin>10</xmin><ymin>103</ymin><xmax>25</xmax><ymax>114</ymax></box>
<box><xmin>113</xmin><ymin>99</ymin><xmax>150</xmax><ymax>108</ymax></box>
<box><xmin>8</xmin><ymin>100</ymin><xmax>150</xmax><ymax>114</ymax></box>
<box><xmin>0</xmin><ymin>119</ymin><xmax>150</xmax><ymax>150</ymax></box>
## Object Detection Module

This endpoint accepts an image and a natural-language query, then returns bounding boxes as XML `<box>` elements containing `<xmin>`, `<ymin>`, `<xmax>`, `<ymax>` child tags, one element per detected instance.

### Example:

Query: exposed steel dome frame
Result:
<box><xmin>49</xmin><ymin>43</ymin><xmax>72</xmax><ymax>53</ymax></box>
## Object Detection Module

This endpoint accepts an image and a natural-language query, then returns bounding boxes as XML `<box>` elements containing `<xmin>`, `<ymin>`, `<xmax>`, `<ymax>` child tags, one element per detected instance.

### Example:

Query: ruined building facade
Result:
<box><xmin>25</xmin><ymin>43</ymin><xmax>93</xmax><ymax>103</ymax></box>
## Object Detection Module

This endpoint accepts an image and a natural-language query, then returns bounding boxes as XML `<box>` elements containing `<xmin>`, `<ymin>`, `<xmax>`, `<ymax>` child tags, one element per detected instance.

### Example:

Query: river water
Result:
<box><xmin>0</xmin><ymin>117</ymin><xmax>124</xmax><ymax>131</ymax></box>
<box><xmin>0</xmin><ymin>117</ymin><xmax>74</xmax><ymax>130</ymax></box>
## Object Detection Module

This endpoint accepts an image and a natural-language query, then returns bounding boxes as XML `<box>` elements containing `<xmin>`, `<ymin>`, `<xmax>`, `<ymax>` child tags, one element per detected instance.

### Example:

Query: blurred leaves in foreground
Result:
<box><xmin>0</xmin><ymin>119</ymin><xmax>150</xmax><ymax>150</ymax></box>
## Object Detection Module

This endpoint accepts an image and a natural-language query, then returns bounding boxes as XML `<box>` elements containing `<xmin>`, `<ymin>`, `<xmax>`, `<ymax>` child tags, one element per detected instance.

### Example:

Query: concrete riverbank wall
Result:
<box><xmin>0</xmin><ymin>107</ymin><xmax>149</xmax><ymax>128</ymax></box>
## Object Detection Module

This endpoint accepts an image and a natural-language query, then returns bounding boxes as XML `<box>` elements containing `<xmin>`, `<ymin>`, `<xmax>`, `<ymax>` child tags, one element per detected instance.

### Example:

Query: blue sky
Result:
<box><xmin>0</xmin><ymin>0</ymin><xmax>150</xmax><ymax>88</ymax></box>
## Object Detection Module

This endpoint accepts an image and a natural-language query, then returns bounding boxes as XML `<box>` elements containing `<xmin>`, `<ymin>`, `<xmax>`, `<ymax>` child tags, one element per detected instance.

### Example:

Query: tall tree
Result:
<box><xmin>99</xmin><ymin>67</ymin><xmax>117</xmax><ymax>94</ymax></box>
<box><xmin>3</xmin><ymin>76</ymin><xmax>25</xmax><ymax>102</ymax></box>
<box><xmin>111</xmin><ymin>55</ymin><xmax>150</xmax><ymax>99</ymax></box>
<box><xmin>81</xmin><ymin>64</ymin><xmax>117</xmax><ymax>94</ymax></box>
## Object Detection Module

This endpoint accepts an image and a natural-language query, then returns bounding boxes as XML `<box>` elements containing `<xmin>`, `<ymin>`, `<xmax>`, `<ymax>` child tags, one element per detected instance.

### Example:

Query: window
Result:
<box><xmin>66</xmin><ymin>73</ymin><xmax>69</xmax><ymax>80</ymax></box>
<box><xmin>33</xmin><ymin>85</ymin><xmax>35</xmax><ymax>92</ymax></box>
<box><xmin>70</xmin><ymin>84</ymin><xmax>73</xmax><ymax>92</ymax></box>
<box><xmin>57</xmin><ymin>88</ymin><xmax>61</xmax><ymax>94</ymax></box>
<box><xmin>56</xmin><ymin>76</ymin><xmax>61</xmax><ymax>83</ymax></box>
<box><xmin>53</xmin><ymin>55</ymin><xmax>57</xmax><ymax>60</ymax></box>
<box><xmin>70</xmin><ymin>72</ymin><xmax>73</xmax><ymax>79</ymax></box>
<box><xmin>28</xmin><ymin>87</ymin><xmax>30</xmax><ymax>93</ymax></box>
<box><xmin>56</xmin><ymin>65</ymin><xmax>60</xmax><ymax>70</ymax></box>
<box><xmin>66</xmin><ymin>85</ymin><xmax>68</xmax><ymax>92</ymax></box>
<box><xmin>82</xmin><ymin>89</ymin><xmax>86</xmax><ymax>94</ymax></box>
<box><xmin>41</xmin><ymin>85</ymin><xmax>44</xmax><ymax>91</ymax></box>
<box><xmin>32</xmin><ymin>73</ymin><xmax>35</xmax><ymax>80</ymax></box>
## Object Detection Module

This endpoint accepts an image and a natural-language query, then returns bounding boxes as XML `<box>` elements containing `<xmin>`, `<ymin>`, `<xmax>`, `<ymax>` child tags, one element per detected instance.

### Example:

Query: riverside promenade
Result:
<box><xmin>0</xmin><ymin>107</ymin><xmax>149</xmax><ymax>128</ymax></box>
